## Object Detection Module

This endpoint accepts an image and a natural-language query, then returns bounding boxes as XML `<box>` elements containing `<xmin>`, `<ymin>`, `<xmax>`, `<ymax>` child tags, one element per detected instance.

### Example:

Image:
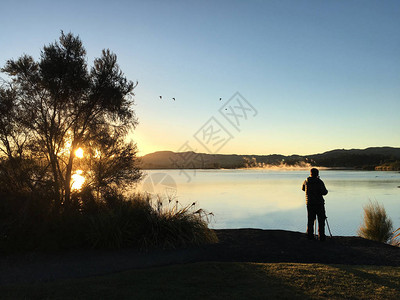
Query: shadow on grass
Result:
<box><xmin>0</xmin><ymin>263</ymin><xmax>311</xmax><ymax>300</ymax></box>
<box><xmin>1</xmin><ymin>262</ymin><xmax>400</xmax><ymax>299</ymax></box>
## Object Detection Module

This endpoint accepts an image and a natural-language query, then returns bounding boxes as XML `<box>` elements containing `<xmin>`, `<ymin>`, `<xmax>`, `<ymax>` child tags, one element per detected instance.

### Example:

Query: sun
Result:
<box><xmin>75</xmin><ymin>147</ymin><xmax>84</xmax><ymax>158</ymax></box>
<box><xmin>71</xmin><ymin>170</ymin><xmax>85</xmax><ymax>191</ymax></box>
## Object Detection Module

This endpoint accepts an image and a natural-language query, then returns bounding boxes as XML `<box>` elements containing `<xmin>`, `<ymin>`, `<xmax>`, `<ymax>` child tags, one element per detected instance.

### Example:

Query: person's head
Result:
<box><xmin>310</xmin><ymin>168</ymin><xmax>319</xmax><ymax>177</ymax></box>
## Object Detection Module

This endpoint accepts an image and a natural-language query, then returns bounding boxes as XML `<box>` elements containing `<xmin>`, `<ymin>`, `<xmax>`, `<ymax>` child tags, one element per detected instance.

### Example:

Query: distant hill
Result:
<box><xmin>308</xmin><ymin>147</ymin><xmax>400</xmax><ymax>169</ymax></box>
<box><xmin>139</xmin><ymin>147</ymin><xmax>400</xmax><ymax>170</ymax></box>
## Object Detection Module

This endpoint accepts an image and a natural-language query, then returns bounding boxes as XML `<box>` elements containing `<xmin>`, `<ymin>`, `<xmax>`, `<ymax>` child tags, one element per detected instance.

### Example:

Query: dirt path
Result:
<box><xmin>1</xmin><ymin>229</ymin><xmax>399</xmax><ymax>285</ymax></box>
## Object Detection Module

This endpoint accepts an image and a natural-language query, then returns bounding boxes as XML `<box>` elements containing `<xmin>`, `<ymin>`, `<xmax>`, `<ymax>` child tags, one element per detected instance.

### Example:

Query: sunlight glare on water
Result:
<box><xmin>71</xmin><ymin>170</ymin><xmax>85</xmax><ymax>191</ymax></box>
<box><xmin>75</xmin><ymin>147</ymin><xmax>84</xmax><ymax>158</ymax></box>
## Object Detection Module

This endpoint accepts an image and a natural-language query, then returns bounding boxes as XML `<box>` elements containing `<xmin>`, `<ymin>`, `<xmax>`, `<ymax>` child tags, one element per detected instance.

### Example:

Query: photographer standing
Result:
<box><xmin>302</xmin><ymin>168</ymin><xmax>328</xmax><ymax>241</ymax></box>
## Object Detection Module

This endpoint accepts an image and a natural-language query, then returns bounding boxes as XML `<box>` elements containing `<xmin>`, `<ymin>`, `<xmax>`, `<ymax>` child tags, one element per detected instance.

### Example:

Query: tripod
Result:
<box><xmin>326</xmin><ymin>217</ymin><xmax>333</xmax><ymax>239</ymax></box>
<box><xmin>314</xmin><ymin>217</ymin><xmax>333</xmax><ymax>239</ymax></box>
<box><xmin>314</xmin><ymin>219</ymin><xmax>318</xmax><ymax>240</ymax></box>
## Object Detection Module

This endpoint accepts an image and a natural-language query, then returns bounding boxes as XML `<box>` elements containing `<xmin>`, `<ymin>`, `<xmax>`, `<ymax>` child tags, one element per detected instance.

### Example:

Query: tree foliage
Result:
<box><xmin>0</xmin><ymin>32</ymin><xmax>141</xmax><ymax>210</ymax></box>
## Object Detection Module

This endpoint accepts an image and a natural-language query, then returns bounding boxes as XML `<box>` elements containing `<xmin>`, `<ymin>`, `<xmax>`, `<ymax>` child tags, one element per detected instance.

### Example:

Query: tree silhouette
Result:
<box><xmin>0</xmin><ymin>32</ymin><xmax>141</xmax><ymax>210</ymax></box>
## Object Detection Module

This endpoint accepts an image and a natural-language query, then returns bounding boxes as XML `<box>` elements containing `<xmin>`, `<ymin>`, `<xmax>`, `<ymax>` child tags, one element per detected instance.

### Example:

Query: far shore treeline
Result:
<box><xmin>140</xmin><ymin>147</ymin><xmax>400</xmax><ymax>170</ymax></box>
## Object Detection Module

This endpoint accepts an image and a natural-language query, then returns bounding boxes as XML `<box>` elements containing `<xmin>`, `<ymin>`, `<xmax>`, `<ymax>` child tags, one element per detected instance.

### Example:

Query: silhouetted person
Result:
<box><xmin>302</xmin><ymin>168</ymin><xmax>328</xmax><ymax>241</ymax></box>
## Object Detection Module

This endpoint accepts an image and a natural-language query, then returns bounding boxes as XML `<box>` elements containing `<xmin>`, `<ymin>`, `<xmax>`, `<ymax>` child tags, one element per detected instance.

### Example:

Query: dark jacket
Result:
<box><xmin>302</xmin><ymin>176</ymin><xmax>328</xmax><ymax>205</ymax></box>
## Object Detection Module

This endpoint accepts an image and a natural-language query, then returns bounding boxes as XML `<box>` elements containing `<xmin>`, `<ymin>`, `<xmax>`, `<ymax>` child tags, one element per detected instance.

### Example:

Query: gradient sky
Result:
<box><xmin>1</xmin><ymin>0</ymin><xmax>399</xmax><ymax>156</ymax></box>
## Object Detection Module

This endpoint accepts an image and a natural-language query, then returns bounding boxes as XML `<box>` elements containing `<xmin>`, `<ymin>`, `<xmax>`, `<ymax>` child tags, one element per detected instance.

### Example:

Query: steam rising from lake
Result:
<box><xmin>243</xmin><ymin>161</ymin><xmax>326</xmax><ymax>170</ymax></box>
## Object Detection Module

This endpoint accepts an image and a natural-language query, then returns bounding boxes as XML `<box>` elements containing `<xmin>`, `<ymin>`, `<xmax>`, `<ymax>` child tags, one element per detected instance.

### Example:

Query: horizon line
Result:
<box><xmin>138</xmin><ymin>145</ymin><xmax>399</xmax><ymax>157</ymax></box>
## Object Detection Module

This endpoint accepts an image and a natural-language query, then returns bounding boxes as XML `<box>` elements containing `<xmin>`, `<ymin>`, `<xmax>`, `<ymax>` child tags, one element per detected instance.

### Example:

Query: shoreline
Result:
<box><xmin>140</xmin><ymin>167</ymin><xmax>397</xmax><ymax>171</ymax></box>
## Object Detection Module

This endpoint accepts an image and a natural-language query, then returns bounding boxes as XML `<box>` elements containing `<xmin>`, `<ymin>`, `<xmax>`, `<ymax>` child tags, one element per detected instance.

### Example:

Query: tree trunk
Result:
<box><xmin>49</xmin><ymin>149</ymin><xmax>62</xmax><ymax>211</ymax></box>
<box><xmin>64</xmin><ymin>147</ymin><xmax>75</xmax><ymax>207</ymax></box>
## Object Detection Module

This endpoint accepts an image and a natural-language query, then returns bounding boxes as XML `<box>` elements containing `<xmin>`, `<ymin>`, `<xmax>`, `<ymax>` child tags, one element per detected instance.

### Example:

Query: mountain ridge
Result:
<box><xmin>139</xmin><ymin>147</ymin><xmax>400</xmax><ymax>170</ymax></box>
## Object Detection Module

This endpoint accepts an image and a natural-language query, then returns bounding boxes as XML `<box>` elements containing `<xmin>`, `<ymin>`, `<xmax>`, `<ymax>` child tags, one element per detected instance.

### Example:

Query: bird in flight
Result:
<box><xmin>172</xmin><ymin>98</ymin><xmax>175</xmax><ymax>101</ymax></box>
<box><xmin>159</xmin><ymin>96</ymin><xmax>162</xmax><ymax>99</ymax></box>
<box><xmin>219</xmin><ymin>98</ymin><xmax>222</xmax><ymax>101</ymax></box>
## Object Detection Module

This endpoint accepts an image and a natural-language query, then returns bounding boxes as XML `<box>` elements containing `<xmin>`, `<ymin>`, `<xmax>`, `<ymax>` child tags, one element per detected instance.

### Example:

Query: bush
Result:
<box><xmin>0</xmin><ymin>190</ymin><xmax>217</xmax><ymax>253</ymax></box>
<box><xmin>86</xmin><ymin>194</ymin><xmax>217</xmax><ymax>250</ymax></box>
<box><xmin>86</xmin><ymin>193</ymin><xmax>153</xmax><ymax>249</ymax></box>
<box><xmin>357</xmin><ymin>200</ymin><xmax>393</xmax><ymax>243</ymax></box>
<box><xmin>141</xmin><ymin>197</ymin><xmax>218</xmax><ymax>249</ymax></box>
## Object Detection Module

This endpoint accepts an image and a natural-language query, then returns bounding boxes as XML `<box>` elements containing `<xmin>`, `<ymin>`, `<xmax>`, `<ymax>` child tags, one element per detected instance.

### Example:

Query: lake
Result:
<box><xmin>135</xmin><ymin>169</ymin><xmax>400</xmax><ymax>236</ymax></box>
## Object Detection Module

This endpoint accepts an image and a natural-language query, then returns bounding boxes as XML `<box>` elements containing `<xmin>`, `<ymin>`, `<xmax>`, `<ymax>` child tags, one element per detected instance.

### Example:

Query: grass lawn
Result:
<box><xmin>1</xmin><ymin>262</ymin><xmax>399</xmax><ymax>299</ymax></box>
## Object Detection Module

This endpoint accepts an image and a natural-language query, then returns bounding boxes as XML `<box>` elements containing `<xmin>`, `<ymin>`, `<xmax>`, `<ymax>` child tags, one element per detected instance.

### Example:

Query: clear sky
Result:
<box><xmin>1</xmin><ymin>0</ymin><xmax>399</xmax><ymax>156</ymax></box>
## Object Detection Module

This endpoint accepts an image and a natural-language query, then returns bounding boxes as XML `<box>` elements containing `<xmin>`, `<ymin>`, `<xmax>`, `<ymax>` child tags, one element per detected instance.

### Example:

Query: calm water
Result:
<box><xmin>135</xmin><ymin>169</ymin><xmax>400</xmax><ymax>236</ymax></box>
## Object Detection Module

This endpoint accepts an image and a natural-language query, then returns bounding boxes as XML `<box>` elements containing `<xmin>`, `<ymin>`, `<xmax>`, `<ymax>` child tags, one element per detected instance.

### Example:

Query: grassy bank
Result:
<box><xmin>1</xmin><ymin>262</ymin><xmax>399</xmax><ymax>299</ymax></box>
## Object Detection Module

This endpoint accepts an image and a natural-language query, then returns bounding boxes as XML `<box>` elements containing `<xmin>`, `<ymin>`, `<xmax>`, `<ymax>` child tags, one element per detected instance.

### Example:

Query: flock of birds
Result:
<box><xmin>159</xmin><ymin>96</ymin><xmax>228</xmax><ymax>110</ymax></box>
<box><xmin>159</xmin><ymin>96</ymin><xmax>222</xmax><ymax>101</ymax></box>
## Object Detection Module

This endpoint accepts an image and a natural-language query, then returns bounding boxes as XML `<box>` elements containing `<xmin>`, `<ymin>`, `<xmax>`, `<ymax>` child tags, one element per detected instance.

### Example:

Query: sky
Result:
<box><xmin>1</xmin><ymin>0</ymin><xmax>399</xmax><ymax>156</ymax></box>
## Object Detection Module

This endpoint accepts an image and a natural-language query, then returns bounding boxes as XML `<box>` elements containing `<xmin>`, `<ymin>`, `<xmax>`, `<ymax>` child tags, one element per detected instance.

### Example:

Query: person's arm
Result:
<box><xmin>321</xmin><ymin>181</ymin><xmax>328</xmax><ymax>195</ymax></box>
<box><xmin>302</xmin><ymin>180</ymin><xmax>306</xmax><ymax>191</ymax></box>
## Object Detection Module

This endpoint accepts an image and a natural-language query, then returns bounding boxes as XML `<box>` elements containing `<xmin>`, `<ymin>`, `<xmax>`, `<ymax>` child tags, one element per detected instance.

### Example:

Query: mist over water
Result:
<box><xmin>136</xmin><ymin>169</ymin><xmax>400</xmax><ymax>236</ymax></box>
<box><xmin>242</xmin><ymin>162</ymin><xmax>327</xmax><ymax>170</ymax></box>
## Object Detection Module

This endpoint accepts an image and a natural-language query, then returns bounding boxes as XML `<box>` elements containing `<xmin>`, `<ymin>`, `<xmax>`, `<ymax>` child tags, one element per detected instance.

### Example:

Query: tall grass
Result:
<box><xmin>0</xmin><ymin>190</ymin><xmax>217</xmax><ymax>253</ymax></box>
<box><xmin>86</xmin><ymin>194</ymin><xmax>218</xmax><ymax>250</ymax></box>
<box><xmin>140</xmin><ymin>196</ymin><xmax>217</xmax><ymax>249</ymax></box>
<box><xmin>357</xmin><ymin>200</ymin><xmax>393</xmax><ymax>243</ymax></box>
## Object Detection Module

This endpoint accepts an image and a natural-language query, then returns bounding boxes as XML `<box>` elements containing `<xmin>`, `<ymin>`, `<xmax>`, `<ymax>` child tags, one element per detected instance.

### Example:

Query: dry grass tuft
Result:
<box><xmin>357</xmin><ymin>200</ymin><xmax>393</xmax><ymax>243</ymax></box>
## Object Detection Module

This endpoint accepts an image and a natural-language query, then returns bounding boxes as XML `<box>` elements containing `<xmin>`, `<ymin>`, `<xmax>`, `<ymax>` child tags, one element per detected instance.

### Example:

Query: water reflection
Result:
<box><xmin>136</xmin><ymin>169</ymin><xmax>400</xmax><ymax>236</ymax></box>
